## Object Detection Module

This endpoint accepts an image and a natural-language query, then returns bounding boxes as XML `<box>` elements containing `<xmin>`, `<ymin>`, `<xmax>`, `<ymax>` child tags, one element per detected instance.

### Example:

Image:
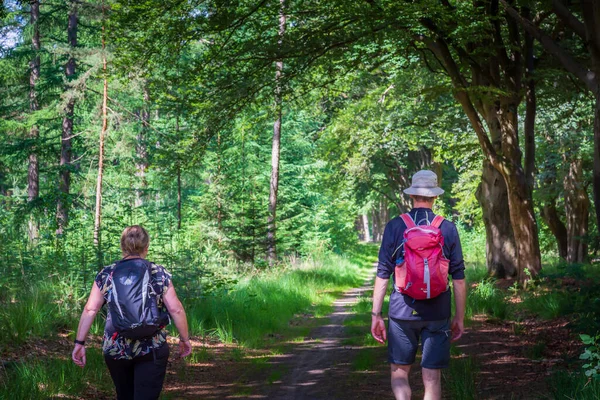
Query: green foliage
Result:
<box><xmin>182</xmin><ymin>252</ymin><xmax>370</xmax><ymax>348</ymax></box>
<box><xmin>443</xmin><ymin>355</ymin><xmax>478</xmax><ymax>400</ymax></box>
<box><xmin>547</xmin><ymin>370</ymin><xmax>600</xmax><ymax>400</ymax></box>
<box><xmin>580</xmin><ymin>333</ymin><xmax>600</xmax><ymax>380</ymax></box>
<box><xmin>0</xmin><ymin>348</ymin><xmax>112</xmax><ymax>400</ymax></box>
<box><xmin>466</xmin><ymin>279</ymin><xmax>509</xmax><ymax>320</ymax></box>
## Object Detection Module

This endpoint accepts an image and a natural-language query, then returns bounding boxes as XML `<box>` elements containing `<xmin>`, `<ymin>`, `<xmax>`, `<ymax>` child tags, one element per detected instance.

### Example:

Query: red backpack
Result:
<box><xmin>394</xmin><ymin>213</ymin><xmax>450</xmax><ymax>300</ymax></box>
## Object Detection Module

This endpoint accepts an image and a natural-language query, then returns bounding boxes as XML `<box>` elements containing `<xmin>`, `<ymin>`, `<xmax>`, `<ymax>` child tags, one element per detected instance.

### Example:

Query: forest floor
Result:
<box><xmin>17</xmin><ymin>271</ymin><xmax>583</xmax><ymax>399</ymax></box>
<box><xmin>156</xmin><ymin>274</ymin><xmax>582</xmax><ymax>400</ymax></box>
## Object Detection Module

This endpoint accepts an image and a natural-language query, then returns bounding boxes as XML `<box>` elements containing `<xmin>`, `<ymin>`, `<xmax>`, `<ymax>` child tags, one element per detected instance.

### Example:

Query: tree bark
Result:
<box><xmin>476</xmin><ymin>161</ymin><xmax>518</xmax><ymax>277</ymax></box>
<box><xmin>176</xmin><ymin>116</ymin><xmax>182</xmax><ymax>230</ymax></box>
<box><xmin>564</xmin><ymin>158</ymin><xmax>590</xmax><ymax>263</ymax></box>
<box><xmin>362</xmin><ymin>214</ymin><xmax>371</xmax><ymax>242</ymax></box>
<box><xmin>94</xmin><ymin>14</ymin><xmax>108</xmax><ymax>258</ymax></box>
<box><xmin>524</xmin><ymin>6</ymin><xmax>536</xmax><ymax>190</ymax></box>
<box><xmin>501</xmin><ymin>0</ymin><xmax>600</xmax><ymax>235</ymax></box>
<box><xmin>28</xmin><ymin>0</ymin><xmax>40</xmax><ymax>241</ymax></box>
<box><xmin>593</xmin><ymin>94</ymin><xmax>600</xmax><ymax>241</ymax></box>
<box><xmin>267</xmin><ymin>0</ymin><xmax>286</xmax><ymax>266</ymax></box>
<box><xmin>541</xmin><ymin>200</ymin><xmax>568</xmax><ymax>260</ymax></box>
<box><xmin>135</xmin><ymin>85</ymin><xmax>149</xmax><ymax>207</ymax></box>
<box><xmin>422</xmin><ymin>32</ymin><xmax>542</xmax><ymax>283</ymax></box>
<box><xmin>57</xmin><ymin>3</ymin><xmax>78</xmax><ymax>235</ymax></box>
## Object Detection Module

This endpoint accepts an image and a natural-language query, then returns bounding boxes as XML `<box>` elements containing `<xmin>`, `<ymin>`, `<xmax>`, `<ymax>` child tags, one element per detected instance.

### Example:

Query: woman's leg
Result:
<box><xmin>133</xmin><ymin>344</ymin><xmax>170</xmax><ymax>400</ymax></box>
<box><xmin>105</xmin><ymin>356</ymin><xmax>135</xmax><ymax>400</ymax></box>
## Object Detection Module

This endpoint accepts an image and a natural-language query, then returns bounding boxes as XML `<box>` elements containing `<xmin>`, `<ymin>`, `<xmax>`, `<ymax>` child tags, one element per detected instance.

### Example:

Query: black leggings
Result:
<box><xmin>104</xmin><ymin>344</ymin><xmax>169</xmax><ymax>400</ymax></box>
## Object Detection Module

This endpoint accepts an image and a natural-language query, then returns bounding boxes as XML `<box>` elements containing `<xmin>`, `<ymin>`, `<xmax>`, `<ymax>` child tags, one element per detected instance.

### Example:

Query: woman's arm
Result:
<box><xmin>72</xmin><ymin>283</ymin><xmax>105</xmax><ymax>367</ymax></box>
<box><xmin>163</xmin><ymin>284</ymin><xmax>192</xmax><ymax>358</ymax></box>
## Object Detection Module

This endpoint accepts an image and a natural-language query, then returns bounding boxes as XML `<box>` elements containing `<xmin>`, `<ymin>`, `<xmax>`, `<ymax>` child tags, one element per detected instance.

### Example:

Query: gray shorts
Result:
<box><xmin>387</xmin><ymin>318</ymin><xmax>451</xmax><ymax>369</ymax></box>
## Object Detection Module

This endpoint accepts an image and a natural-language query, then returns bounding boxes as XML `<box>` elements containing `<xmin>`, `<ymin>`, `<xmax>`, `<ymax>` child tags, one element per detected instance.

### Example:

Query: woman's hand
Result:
<box><xmin>179</xmin><ymin>338</ymin><xmax>192</xmax><ymax>358</ymax></box>
<box><xmin>72</xmin><ymin>344</ymin><xmax>86</xmax><ymax>368</ymax></box>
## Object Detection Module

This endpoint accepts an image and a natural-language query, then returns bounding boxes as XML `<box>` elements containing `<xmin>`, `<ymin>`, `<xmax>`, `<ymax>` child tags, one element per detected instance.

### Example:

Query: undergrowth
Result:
<box><xmin>0</xmin><ymin>245</ymin><xmax>376</xmax><ymax>398</ymax></box>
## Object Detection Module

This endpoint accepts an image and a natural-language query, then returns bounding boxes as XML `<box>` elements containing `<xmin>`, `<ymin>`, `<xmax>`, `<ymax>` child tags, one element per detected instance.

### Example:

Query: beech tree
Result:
<box><xmin>501</xmin><ymin>0</ymin><xmax>600</xmax><ymax>246</ymax></box>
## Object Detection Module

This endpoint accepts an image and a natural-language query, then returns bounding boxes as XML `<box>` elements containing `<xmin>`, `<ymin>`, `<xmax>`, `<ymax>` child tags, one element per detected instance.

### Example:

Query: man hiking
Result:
<box><xmin>371</xmin><ymin>170</ymin><xmax>466</xmax><ymax>400</ymax></box>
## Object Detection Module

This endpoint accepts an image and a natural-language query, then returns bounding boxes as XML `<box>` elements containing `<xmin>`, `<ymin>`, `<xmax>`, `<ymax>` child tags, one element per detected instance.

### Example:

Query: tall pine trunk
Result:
<box><xmin>176</xmin><ymin>115</ymin><xmax>182</xmax><ymax>230</ymax></box>
<box><xmin>57</xmin><ymin>3</ymin><xmax>78</xmax><ymax>235</ymax></box>
<box><xmin>267</xmin><ymin>0</ymin><xmax>286</xmax><ymax>265</ymax></box>
<box><xmin>28</xmin><ymin>0</ymin><xmax>41</xmax><ymax>241</ymax></box>
<box><xmin>135</xmin><ymin>86</ymin><xmax>149</xmax><ymax>207</ymax></box>
<box><xmin>94</xmin><ymin>13</ymin><xmax>108</xmax><ymax>262</ymax></box>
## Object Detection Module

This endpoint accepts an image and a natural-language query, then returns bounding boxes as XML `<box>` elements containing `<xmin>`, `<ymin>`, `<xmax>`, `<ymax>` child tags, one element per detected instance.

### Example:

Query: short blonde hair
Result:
<box><xmin>120</xmin><ymin>225</ymin><xmax>150</xmax><ymax>256</ymax></box>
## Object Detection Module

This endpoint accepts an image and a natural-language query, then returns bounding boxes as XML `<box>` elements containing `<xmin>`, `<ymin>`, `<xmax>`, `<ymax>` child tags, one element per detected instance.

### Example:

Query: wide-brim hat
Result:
<box><xmin>403</xmin><ymin>170</ymin><xmax>444</xmax><ymax>197</ymax></box>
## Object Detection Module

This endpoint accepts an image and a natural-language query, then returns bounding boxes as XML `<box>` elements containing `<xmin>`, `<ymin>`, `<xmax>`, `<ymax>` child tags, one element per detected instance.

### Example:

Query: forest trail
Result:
<box><xmin>264</xmin><ymin>273</ymin><xmax>377</xmax><ymax>400</ymax></box>
<box><xmin>161</xmin><ymin>276</ymin><xmax>582</xmax><ymax>400</ymax></box>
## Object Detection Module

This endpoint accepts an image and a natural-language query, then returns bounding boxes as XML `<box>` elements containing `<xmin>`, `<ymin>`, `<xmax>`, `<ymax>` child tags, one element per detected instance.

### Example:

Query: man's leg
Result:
<box><xmin>422</xmin><ymin>367</ymin><xmax>442</xmax><ymax>400</ymax></box>
<box><xmin>421</xmin><ymin>319</ymin><xmax>451</xmax><ymax>400</ymax></box>
<box><xmin>388</xmin><ymin>318</ymin><xmax>422</xmax><ymax>400</ymax></box>
<box><xmin>391</xmin><ymin>363</ymin><xmax>412</xmax><ymax>400</ymax></box>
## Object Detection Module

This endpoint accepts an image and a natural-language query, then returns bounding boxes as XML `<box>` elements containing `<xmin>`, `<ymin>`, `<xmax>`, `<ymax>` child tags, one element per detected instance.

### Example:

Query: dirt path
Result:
<box><xmin>265</xmin><ymin>278</ymin><xmax>376</xmax><ymax>399</ymax></box>
<box><xmin>162</xmin><ymin>276</ymin><xmax>583</xmax><ymax>400</ymax></box>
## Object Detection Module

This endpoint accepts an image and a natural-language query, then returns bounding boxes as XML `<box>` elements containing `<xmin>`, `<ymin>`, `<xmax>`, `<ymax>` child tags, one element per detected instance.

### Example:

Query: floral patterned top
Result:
<box><xmin>95</xmin><ymin>258</ymin><xmax>172</xmax><ymax>360</ymax></box>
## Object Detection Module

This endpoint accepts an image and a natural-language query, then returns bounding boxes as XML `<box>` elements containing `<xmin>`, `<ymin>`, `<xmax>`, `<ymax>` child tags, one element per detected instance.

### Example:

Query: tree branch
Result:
<box><xmin>501</xmin><ymin>0</ymin><xmax>599</xmax><ymax>94</ymax></box>
<box><xmin>552</xmin><ymin>0</ymin><xmax>587</xmax><ymax>40</ymax></box>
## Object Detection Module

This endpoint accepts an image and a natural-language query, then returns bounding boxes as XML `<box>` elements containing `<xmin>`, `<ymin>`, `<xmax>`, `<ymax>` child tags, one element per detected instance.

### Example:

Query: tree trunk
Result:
<box><xmin>135</xmin><ymin>86</ymin><xmax>149</xmax><ymax>207</ymax></box>
<box><xmin>362</xmin><ymin>214</ymin><xmax>371</xmax><ymax>242</ymax></box>
<box><xmin>176</xmin><ymin>116</ymin><xmax>182</xmax><ymax>230</ymax></box>
<box><xmin>476</xmin><ymin>161</ymin><xmax>518</xmax><ymax>277</ymax></box>
<box><xmin>217</xmin><ymin>132</ymin><xmax>223</xmax><ymax>236</ymax></box>
<box><xmin>476</xmin><ymin>99</ymin><xmax>518</xmax><ymax>278</ymax></box>
<box><xmin>524</xmin><ymin>9</ymin><xmax>536</xmax><ymax>190</ymax></box>
<box><xmin>593</xmin><ymin>94</ymin><xmax>600</xmax><ymax>238</ymax></box>
<box><xmin>57</xmin><ymin>3</ymin><xmax>78</xmax><ymax>235</ymax></box>
<box><xmin>28</xmin><ymin>0</ymin><xmax>41</xmax><ymax>241</ymax></box>
<box><xmin>267</xmin><ymin>0</ymin><xmax>286</xmax><ymax>266</ymax></box>
<box><xmin>540</xmin><ymin>200</ymin><xmax>568</xmax><ymax>260</ymax></box>
<box><xmin>564</xmin><ymin>158</ymin><xmax>590</xmax><ymax>263</ymax></box>
<box><xmin>498</xmin><ymin>102</ymin><xmax>542</xmax><ymax>282</ymax></box>
<box><xmin>94</xmin><ymin>16</ymin><xmax>108</xmax><ymax>258</ymax></box>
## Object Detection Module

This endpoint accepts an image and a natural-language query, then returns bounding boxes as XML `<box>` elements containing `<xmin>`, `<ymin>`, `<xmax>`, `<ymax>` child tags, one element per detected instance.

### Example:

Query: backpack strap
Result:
<box><xmin>400</xmin><ymin>213</ymin><xmax>416</xmax><ymax>229</ymax></box>
<box><xmin>431</xmin><ymin>215</ymin><xmax>445</xmax><ymax>228</ymax></box>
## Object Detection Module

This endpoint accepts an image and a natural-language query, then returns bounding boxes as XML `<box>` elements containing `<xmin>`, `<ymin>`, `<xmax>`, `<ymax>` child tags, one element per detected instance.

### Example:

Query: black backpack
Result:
<box><xmin>107</xmin><ymin>259</ymin><xmax>170</xmax><ymax>340</ymax></box>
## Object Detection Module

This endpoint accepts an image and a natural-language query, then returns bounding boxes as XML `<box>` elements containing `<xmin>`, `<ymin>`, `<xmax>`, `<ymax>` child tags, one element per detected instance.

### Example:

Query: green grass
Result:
<box><xmin>184</xmin><ymin>250</ymin><xmax>373</xmax><ymax>347</ymax></box>
<box><xmin>465</xmin><ymin>279</ymin><xmax>509</xmax><ymax>320</ymax></box>
<box><xmin>443</xmin><ymin>354</ymin><xmax>478</xmax><ymax>400</ymax></box>
<box><xmin>0</xmin><ymin>273</ymin><xmax>90</xmax><ymax>348</ymax></box>
<box><xmin>351</xmin><ymin>349</ymin><xmax>378</xmax><ymax>371</ymax></box>
<box><xmin>187</xmin><ymin>346</ymin><xmax>214</xmax><ymax>363</ymax></box>
<box><xmin>547</xmin><ymin>372</ymin><xmax>600</xmax><ymax>399</ymax></box>
<box><xmin>0</xmin><ymin>347</ymin><xmax>112</xmax><ymax>400</ymax></box>
<box><xmin>0</xmin><ymin>246</ymin><xmax>377</xmax><ymax>399</ymax></box>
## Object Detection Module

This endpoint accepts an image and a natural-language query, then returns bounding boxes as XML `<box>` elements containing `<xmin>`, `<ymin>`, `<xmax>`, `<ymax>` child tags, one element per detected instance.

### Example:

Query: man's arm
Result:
<box><xmin>371</xmin><ymin>276</ymin><xmax>389</xmax><ymax>344</ymax></box>
<box><xmin>451</xmin><ymin>279</ymin><xmax>466</xmax><ymax>342</ymax></box>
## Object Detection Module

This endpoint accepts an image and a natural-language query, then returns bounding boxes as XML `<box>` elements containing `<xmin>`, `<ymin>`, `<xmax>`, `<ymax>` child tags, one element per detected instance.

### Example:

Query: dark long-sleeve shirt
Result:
<box><xmin>377</xmin><ymin>208</ymin><xmax>465</xmax><ymax>321</ymax></box>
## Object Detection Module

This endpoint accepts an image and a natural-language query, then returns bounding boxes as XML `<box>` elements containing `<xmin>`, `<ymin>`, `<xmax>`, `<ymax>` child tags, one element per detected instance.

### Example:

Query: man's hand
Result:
<box><xmin>371</xmin><ymin>315</ymin><xmax>387</xmax><ymax>344</ymax></box>
<box><xmin>450</xmin><ymin>316</ymin><xmax>464</xmax><ymax>342</ymax></box>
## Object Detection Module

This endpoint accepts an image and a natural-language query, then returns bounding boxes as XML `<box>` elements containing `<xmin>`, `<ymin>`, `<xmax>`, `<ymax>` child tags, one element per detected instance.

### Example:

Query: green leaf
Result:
<box><xmin>580</xmin><ymin>334</ymin><xmax>593</xmax><ymax>344</ymax></box>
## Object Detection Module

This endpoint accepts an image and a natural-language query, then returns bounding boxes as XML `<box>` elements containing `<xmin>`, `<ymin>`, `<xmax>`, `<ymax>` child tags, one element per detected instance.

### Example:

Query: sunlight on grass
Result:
<box><xmin>185</xmin><ymin>250</ymin><xmax>373</xmax><ymax>348</ymax></box>
<box><xmin>0</xmin><ymin>347</ymin><xmax>111</xmax><ymax>400</ymax></box>
<box><xmin>465</xmin><ymin>279</ymin><xmax>509</xmax><ymax>320</ymax></box>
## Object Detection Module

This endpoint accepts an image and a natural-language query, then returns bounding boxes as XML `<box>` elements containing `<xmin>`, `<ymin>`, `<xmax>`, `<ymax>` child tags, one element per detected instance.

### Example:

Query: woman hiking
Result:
<box><xmin>72</xmin><ymin>225</ymin><xmax>192</xmax><ymax>399</ymax></box>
